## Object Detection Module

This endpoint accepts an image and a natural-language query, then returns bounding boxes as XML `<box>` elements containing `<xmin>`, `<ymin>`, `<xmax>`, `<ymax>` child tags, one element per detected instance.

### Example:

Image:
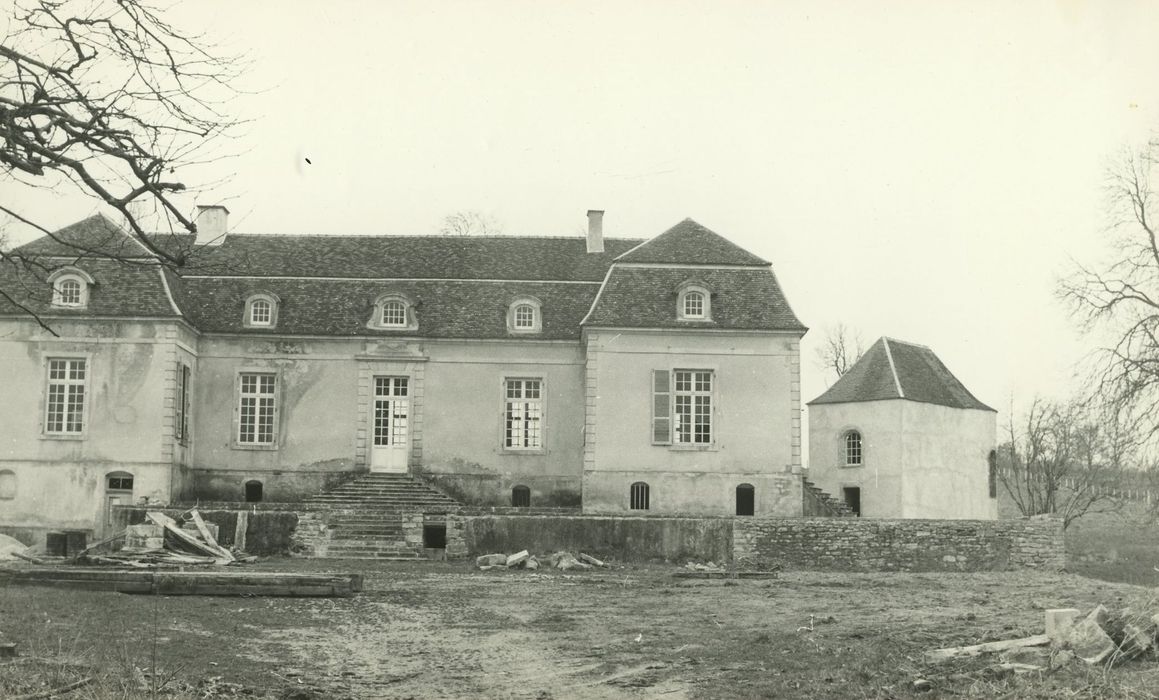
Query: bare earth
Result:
<box><xmin>2</xmin><ymin>559</ymin><xmax>1159</xmax><ymax>699</ymax></box>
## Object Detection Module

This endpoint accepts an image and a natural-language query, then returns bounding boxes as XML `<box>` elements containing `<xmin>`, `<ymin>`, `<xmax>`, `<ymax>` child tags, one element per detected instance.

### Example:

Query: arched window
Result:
<box><xmin>843</xmin><ymin>430</ymin><xmax>863</xmax><ymax>466</ymax></box>
<box><xmin>244</xmin><ymin>293</ymin><xmax>279</xmax><ymax>328</ymax></box>
<box><xmin>0</xmin><ymin>470</ymin><xmax>15</xmax><ymax>500</ymax></box>
<box><xmin>48</xmin><ymin>268</ymin><xmax>94</xmax><ymax>308</ymax></box>
<box><xmin>381</xmin><ymin>300</ymin><xmax>406</xmax><ymax>327</ymax></box>
<box><xmin>676</xmin><ymin>282</ymin><xmax>711</xmax><ymax>321</ymax></box>
<box><xmin>106</xmin><ymin>472</ymin><xmax>134</xmax><ymax>491</ymax></box>
<box><xmin>245</xmin><ymin>480</ymin><xmax>263</xmax><ymax>503</ymax></box>
<box><xmin>511</xmin><ymin>485</ymin><xmax>531</xmax><ymax>507</ymax></box>
<box><xmin>507</xmin><ymin>297</ymin><xmax>542</xmax><ymax>333</ymax></box>
<box><xmin>630</xmin><ymin>481</ymin><xmax>650</xmax><ymax>510</ymax></box>
<box><xmin>369</xmin><ymin>294</ymin><xmax>417</xmax><ymax>331</ymax></box>
<box><xmin>736</xmin><ymin>483</ymin><xmax>755</xmax><ymax>516</ymax></box>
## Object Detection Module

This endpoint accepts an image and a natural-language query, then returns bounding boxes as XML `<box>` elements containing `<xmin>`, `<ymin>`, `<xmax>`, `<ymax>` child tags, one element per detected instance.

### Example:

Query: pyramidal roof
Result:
<box><xmin>616</xmin><ymin>218</ymin><xmax>770</xmax><ymax>266</ymax></box>
<box><xmin>13</xmin><ymin>214</ymin><xmax>153</xmax><ymax>258</ymax></box>
<box><xmin>808</xmin><ymin>337</ymin><xmax>994</xmax><ymax>411</ymax></box>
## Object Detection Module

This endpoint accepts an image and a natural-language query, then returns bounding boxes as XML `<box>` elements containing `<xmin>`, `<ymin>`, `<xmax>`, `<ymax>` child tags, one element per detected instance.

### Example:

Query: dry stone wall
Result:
<box><xmin>732</xmin><ymin>515</ymin><xmax>1064</xmax><ymax>572</ymax></box>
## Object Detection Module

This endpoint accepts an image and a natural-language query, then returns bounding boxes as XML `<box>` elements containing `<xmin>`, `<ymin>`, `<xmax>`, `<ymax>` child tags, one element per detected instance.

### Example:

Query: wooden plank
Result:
<box><xmin>147</xmin><ymin>583</ymin><xmax>353</xmax><ymax>597</ymax></box>
<box><xmin>188</xmin><ymin>509</ymin><xmax>234</xmax><ymax>562</ymax></box>
<box><xmin>146</xmin><ymin>512</ymin><xmax>229</xmax><ymax>562</ymax></box>
<box><xmin>926</xmin><ymin>635</ymin><xmax>1050</xmax><ymax>662</ymax></box>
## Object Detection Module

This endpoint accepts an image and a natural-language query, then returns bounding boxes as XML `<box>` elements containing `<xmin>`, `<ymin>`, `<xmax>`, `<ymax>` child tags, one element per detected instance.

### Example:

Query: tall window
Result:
<box><xmin>651</xmin><ymin>369</ymin><xmax>714</xmax><ymax>446</ymax></box>
<box><xmin>45</xmin><ymin>358</ymin><xmax>87</xmax><ymax>434</ymax></box>
<box><xmin>843</xmin><ymin>430</ymin><xmax>863</xmax><ymax>466</ymax></box>
<box><xmin>175</xmin><ymin>364</ymin><xmax>191</xmax><ymax>443</ymax></box>
<box><xmin>238</xmin><ymin>373</ymin><xmax>277</xmax><ymax>445</ymax></box>
<box><xmin>381</xmin><ymin>300</ymin><xmax>407</xmax><ymax>327</ymax></box>
<box><xmin>988</xmin><ymin>450</ymin><xmax>998</xmax><ymax>499</ymax></box>
<box><xmin>250</xmin><ymin>299</ymin><xmax>272</xmax><ymax>325</ymax></box>
<box><xmin>505</xmin><ymin>379</ymin><xmax>543</xmax><ymax>449</ymax></box>
<box><xmin>674</xmin><ymin>370</ymin><xmax>712</xmax><ymax>444</ymax></box>
<box><xmin>630</xmin><ymin>481</ymin><xmax>650</xmax><ymax>510</ymax></box>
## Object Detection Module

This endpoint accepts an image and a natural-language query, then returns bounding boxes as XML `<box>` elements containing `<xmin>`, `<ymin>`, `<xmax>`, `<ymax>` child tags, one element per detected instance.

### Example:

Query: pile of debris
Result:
<box><xmin>921</xmin><ymin>604</ymin><xmax>1159</xmax><ymax>685</ymax></box>
<box><xmin>475</xmin><ymin>550</ymin><xmax>607</xmax><ymax>571</ymax></box>
<box><xmin>76</xmin><ymin>510</ymin><xmax>254</xmax><ymax>568</ymax></box>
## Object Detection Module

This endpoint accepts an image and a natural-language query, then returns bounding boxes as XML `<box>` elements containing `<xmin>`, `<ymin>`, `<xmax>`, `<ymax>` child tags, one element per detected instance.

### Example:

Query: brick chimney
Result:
<box><xmin>586</xmin><ymin>209</ymin><xmax>604</xmax><ymax>254</ymax></box>
<box><xmin>195</xmin><ymin>205</ymin><xmax>229</xmax><ymax>246</ymax></box>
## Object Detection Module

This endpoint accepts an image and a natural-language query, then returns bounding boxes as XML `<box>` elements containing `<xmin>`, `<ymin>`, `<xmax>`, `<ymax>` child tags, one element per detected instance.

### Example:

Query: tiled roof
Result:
<box><xmin>12</xmin><ymin>214</ymin><xmax>155</xmax><ymax>259</ymax></box>
<box><xmin>179</xmin><ymin>278</ymin><xmax>597</xmax><ymax>339</ymax></box>
<box><xmin>181</xmin><ymin>235</ymin><xmax>643</xmax><ymax>281</ymax></box>
<box><xmin>582</xmin><ymin>267</ymin><xmax>805</xmax><ymax>331</ymax></box>
<box><xmin>808</xmin><ymin>337</ymin><xmax>994</xmax><ymax>411</ymax></box>
<box><xmin>0</xmin><ymin>258</ymin><xmax>179</xmax><ymax>318</ymax></box>
<box><xmin>616</xmin><ymin>219</ymin><xmax>769</xmax><ymax>266</ymax></box>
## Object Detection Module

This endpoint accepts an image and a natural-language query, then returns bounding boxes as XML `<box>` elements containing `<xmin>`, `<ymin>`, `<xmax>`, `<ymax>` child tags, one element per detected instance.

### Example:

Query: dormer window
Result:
<box><xmin>381</xmin><ymin>300</ymin><xmax>407</xmax><ymax>327</ymax></box>
<box><xmin>507</xmin><ymin>297</ymin><xmax>542</xmax><ymax>334</ymax></box>
<box><xmin>243</xmin><ymin>293</ymin><xmax>279</xmax><ymax>328</ymax></box>
<box><xmin>48</xmin><ymin>268</ymin><xmax>93</xmax><ymax>309</ymax></box>
<box><xmin>369</xmin><ymin>294</ymin><xmax>418</xmax><ymax>331</ymax></box>
<box><xmin>677</xmin><ymin>283</ymin><xmax>711</xmax><ymax>321</ymax></box>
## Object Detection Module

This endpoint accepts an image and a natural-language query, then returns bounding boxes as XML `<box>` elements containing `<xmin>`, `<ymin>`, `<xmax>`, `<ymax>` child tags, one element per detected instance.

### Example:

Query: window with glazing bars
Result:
<box><xmin>238</xmin><ymin>373</ymin><xmax>277</xmax><ymax>444</ymax></box>
<box><xmin>844</xmin><ymin>430</ymin><xmax>862</xmax><ymax>466</ymax></box>
<box><xmin>505</xmin><ymin>379</ymin><xmax>542</xmax><ymax>449</ymax></box>
<box><xmin>673</xmin><ymin>370</ymin><xmax>712</xmax><ymax>444</ymax></box>
<box><xmin>381</xmin><ymin>300</ymin><xmax>407</xmax><ymax>326</ymax></box>
<box><xmin>45</xmin><ymin>358</ymin><xmax>87</xmax><ymax>434</ymax></box>
<box><xmin>373</xmin><ymin>376</ymin><xmax>408</xmax><ymax>446</ymax></box>
<box><xmin>630</xmin><ymin>481</ymin><xmax>650</xmax><ymax>510</ymax></box>
<box><xmin>250</xmin><ymin>299</ymin><xmax>272</xmax><ymax>325</ymax></box>
<box><xmin>513</xmin><ymin>304</ymin><xmax>536</xmax><ymax>329</ymax></box>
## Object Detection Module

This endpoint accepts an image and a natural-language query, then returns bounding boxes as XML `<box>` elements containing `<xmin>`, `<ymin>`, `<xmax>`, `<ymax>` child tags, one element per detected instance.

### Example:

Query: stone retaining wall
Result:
<box><xmin>732</xmin><ymin>515</ymin><xmax>1064</xmax><ymax>572</ymax></box>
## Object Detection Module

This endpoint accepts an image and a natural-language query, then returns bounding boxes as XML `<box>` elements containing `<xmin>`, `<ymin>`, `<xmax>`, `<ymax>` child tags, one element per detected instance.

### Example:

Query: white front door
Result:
<box><xmin>369</xmin><ymin>376</ymin><xmax>409</xmax><ymax>473</ymax></box>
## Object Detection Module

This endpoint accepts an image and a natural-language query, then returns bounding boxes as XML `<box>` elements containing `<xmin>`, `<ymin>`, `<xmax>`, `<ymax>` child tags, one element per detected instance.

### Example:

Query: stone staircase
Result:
<box><xmin>802</xmin><ymin>478</ymin><xmax>854</xmax><ymax>517</ymax></box>
<box><xmin>302</xmin><ymin>473</ymin><xmax>461</xmax><ymax>559</ymax></box>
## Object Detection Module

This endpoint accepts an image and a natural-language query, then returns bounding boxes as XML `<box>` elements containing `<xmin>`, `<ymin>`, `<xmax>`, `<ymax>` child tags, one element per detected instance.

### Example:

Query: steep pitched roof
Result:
<box><xmin>12</xmin><ymin>214</ymin><xmax>153</xmax><ymax>259</ymax></box>
<box><xmin>180</xmin><ymin>278</ymin><xmax>596</xmax><ymax>339</ymax></box>
<box><xmin>182</xmin><ymin>235</ymin><xmax>643</xmax><ymax>281</ymax></box>
<box><xmin>808</xmin><ymin>337</ymin><xmax>994</xmax><ymax>411</ymax></box>
<box><xmin>0</xmin><ymin>258</ymin><xmax>181</xmax><ymax>318</ymax></box>
<box><xmin>615</xmin><ymin>218</ymin><xmax>769</xmax><ymax>266</ymax></box>
<box><xmin>581</xmin><ymin>267</ymin><xmax>805</xmax><ymax>331</ymax></box>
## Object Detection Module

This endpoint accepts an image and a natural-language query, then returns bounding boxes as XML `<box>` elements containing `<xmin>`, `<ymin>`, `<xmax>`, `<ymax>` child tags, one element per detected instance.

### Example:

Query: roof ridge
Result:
<box><xmin>881</xmin><ymin>338</ymin><xmax>905</xmax><ymax>399</ymax></box>
<box><xmin>881</xmin><ymin>335</ymin><xmax>932</xmax><ymax>350</ymax></box>
<box><xmin>195</xmin><ymin>232</ymin><xmax>647</xmax><ymax>241</ymax></box>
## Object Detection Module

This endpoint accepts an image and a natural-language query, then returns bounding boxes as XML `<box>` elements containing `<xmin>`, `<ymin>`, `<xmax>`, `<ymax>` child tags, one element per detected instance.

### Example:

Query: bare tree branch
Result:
<box><xmin>438</xmin><ymin>211</ymin><xmax>502</xmax><ymax>237</ymax></box>
<box><xmin>814</xmin><ymin>323</ymin><xmax>864</xmax><ymax>382</ymax></box>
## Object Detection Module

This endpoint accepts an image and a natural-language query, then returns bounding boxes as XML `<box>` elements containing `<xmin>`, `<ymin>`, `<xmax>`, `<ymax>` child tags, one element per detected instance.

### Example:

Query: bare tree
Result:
<box><xmin>0</xmin><ymin>0</ymin><xmax>244</xmax><ymax>315</ymax></box>
<box><xmin>439</xmin><ymin>211</ymin><xmax>502</xmax><ymax>236</ymax></box>
<box><xmin>997</xmin><ymin>396</ymin><xmax>1129</xmax><ymax>529</ymax></box>
<box><xmin>814</xmin><ymin>323</ymin><xmax>864</xmax><ymax>381</ymax></box>
<box><xmin>1060</xmin><ymin>140</ymin><xmax>1159</xmax><ymax>448</ymax></box>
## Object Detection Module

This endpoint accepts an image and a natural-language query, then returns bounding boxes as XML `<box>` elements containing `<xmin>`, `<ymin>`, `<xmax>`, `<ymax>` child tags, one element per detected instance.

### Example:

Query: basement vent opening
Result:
<box><xmin>423</xmin><ymin>524</ymin><xmax>447</xmax><ymax>549</ymax></box>
<box><xmin>245</xmin><ymin>480</ymin><xmax>263</xmax><ymax>503</ymax></box>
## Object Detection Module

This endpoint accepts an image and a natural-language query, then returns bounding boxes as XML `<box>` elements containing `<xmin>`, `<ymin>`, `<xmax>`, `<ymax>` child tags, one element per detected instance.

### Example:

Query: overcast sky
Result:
<box><xmin>5</xmin><ymin>0</ymin><xmax>1159</xmax><ymax>426</ymax></box>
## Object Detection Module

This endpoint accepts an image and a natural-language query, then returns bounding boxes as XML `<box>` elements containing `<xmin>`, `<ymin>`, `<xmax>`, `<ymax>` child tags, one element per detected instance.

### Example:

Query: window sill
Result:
<box><xmin>501</xmin><ymin>447</ymin><xmax>547</xmax><ymax>456</ymax></box>
<box><xmin>41</xmin><ymin>433</ymin><xmax>86</xmax><ymax>441</ymax></box>
<box><xmin>231</xmin><ymin>443</ymin><xmax>279</xmax><ymax>451</ymax></box>
<box><xmin>669</xmin><ymin>444</ymin><xmax>717</xmax><ymax>453</ymax></box>
<box><xmin>840</xmin><ymin>463</ymin><xmax>864</xmax><ymax>469</ymax></box>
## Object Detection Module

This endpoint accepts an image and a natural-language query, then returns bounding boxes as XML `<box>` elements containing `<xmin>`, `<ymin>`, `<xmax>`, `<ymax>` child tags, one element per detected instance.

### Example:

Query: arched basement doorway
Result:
<box><xmin>736</xmin><ymin>483</ymin><xmax>755</xmax><ymax>516</ymax></box>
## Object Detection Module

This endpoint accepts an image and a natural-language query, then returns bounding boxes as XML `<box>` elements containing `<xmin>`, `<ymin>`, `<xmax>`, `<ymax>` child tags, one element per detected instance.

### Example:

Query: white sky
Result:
<box><xmin>5</xmin><ymin>0</ymin><xmax>1159</xmax><ymax>426</ymax></box>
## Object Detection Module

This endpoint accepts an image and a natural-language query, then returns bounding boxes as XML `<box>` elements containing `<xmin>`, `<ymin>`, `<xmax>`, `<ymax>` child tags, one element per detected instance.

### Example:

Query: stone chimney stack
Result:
<box><xmin>195</xmin><ymin>205</ymin><xmax>229</xmax><ymax>247</ymax></box>
<box><xmin>586</xmin><ymin>209</ymin><xmax>604</xmax><ymax>254</ymax></box>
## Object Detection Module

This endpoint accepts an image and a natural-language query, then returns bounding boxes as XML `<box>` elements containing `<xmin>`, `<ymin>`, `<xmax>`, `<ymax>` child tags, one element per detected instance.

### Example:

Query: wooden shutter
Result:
<box><xmin>651</xmin><ymin>370</ymin><xmax>671</xmax><ymax>445</ymax></box>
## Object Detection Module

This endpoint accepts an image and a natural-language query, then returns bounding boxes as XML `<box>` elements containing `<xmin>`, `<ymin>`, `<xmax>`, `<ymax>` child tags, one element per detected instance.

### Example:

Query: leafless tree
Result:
<box><xmin>814</xmin><ymin>323</ymin><xmax>864</xmax><ymax>381</ymax></box>
<box><xmin>438</xmin><ymin>210</ymin><xmax>502</xmax><ymax>236</ymax></box>
<box><xmin>1060</xmin><ymin>140</ymin><xmax>1159</xmax><ymax>449</ymax></box>
<box><xmin>0</xmin><ymin>0</ymin><xmax>244</xmax><ymax>316</ymax></box>
<box><xmin>997</xmin><ymin>396</ymin><xmax>1130</xmax><ymax>529</ymax></box>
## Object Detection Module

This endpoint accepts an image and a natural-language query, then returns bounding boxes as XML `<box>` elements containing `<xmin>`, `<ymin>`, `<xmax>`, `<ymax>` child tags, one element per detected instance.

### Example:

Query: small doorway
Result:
<box><xmin>369</xmin><ymin>376</ymin><xmax>409</xmax><ymax>473</ymax></box>
<box><xmin>843</xmin><ymin>487</ymin><xmax>861</xmax><ymax>517</ymax></box>
<box><xmin>104</xmin><ymin>472</ymin><xmax>134</xmax><ymax>536</ymax></box>
<box><xmin>245</xmin><ymin>480</ymin><xmax>263</xmax><ymax>503</ymax></box>
<box><xmin>735</xmin><ymin>483</ymin><xmax>755</xmax><ymax>516</ymax></box>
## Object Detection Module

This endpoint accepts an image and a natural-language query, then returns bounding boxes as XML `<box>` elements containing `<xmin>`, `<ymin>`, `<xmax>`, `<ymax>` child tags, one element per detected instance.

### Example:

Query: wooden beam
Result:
<box><xmin>926</xmin><ymin>635</ymin><xmax>1050</xmax><ymax>662</ymax></box>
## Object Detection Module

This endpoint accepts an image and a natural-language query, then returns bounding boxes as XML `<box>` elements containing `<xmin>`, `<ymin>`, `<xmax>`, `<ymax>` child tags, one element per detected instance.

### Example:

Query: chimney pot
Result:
<box><xmin>586</xmin><ymin>209</ymin><xmax>604</xmax><ymax>254</ymax></box>
<box><xmin>195</xmin><ymin>205</ymin><xmax>229</xmax><ymax>247</ymax></box>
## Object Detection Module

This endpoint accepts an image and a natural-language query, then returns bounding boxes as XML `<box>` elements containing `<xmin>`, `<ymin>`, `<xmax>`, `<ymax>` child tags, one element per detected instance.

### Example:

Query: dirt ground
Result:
<box><xmin>2</xmin><ymin>559</ymin><xmax>1159</xmax><ymax>699</ymax></box>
